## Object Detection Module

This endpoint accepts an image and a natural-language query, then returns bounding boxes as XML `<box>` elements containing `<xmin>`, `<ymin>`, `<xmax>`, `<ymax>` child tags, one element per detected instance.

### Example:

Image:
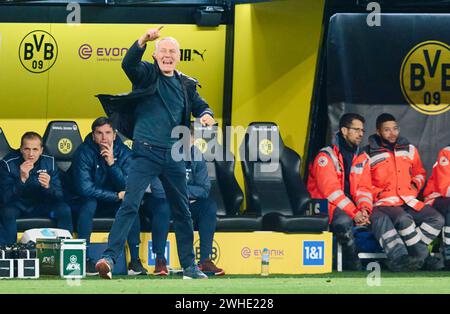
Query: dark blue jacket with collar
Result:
<box><xmin>96</xmin><ymin>40</ymin><xmax>213</xmax><ymax>139</ymax></box>
<box><xmin>149</xmin><ymin>146</ymin><xmax>211</xmax><ymax>200</ymax></box>
<box><xmin>67</xmin><ymin>133</ymin><xmax>132</xmax><ymax>203</ymax></box>
<box><xmin>0</xmin><ymin>151</ymin><xmax>64</xmax><ymax>207</ymax></box>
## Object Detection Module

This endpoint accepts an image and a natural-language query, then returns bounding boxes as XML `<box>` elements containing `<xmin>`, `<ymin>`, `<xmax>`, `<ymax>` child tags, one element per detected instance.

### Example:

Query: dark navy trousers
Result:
<box><xmin>102</xmin><ymin>141</ymin><xmax>195</xmax><ymax>269</ymax></box>
<box><xmin>143</xmin><ymin>194</ymin><xmax>217</xmax><ymax>263</ymax></box>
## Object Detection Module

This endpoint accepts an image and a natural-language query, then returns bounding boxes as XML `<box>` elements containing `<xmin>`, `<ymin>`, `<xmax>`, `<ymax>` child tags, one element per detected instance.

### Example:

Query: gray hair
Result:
<box><xmin>155</xmin><ymin>37</ymin><xmax>180</xmax><ymax>52</ymax></box>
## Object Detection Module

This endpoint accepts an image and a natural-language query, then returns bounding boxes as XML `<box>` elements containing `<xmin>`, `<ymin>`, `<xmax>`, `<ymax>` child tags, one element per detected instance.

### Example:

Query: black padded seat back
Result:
<box><xmin>42</xmin><ymin>121</ymin><xmax>82</xmax><ymax>172</ymax></box>
<box><xmin>0</xmin><ymin>128</ymin><xmax>13</xmax><ymax>160</ymax></box>
<box><xmin>206</xmin><ymin>162</ymin><xmax>227</xmax><ymax>216</ymax></box>
<box><xmin>191</xmin><ymin>122</ymin><xmax>219</xmax><ymax>162</ymax></box>
<box><xmin>17</xmin><ymin>218</ymin><xmax>56</xmax><ymax>232</ymax></box>
<box><xmin>192</xmin><ymin>123</ymin><xmax>226</xmax><ymax>215</ymax></box>
<box><xmin>252</xmin><ymin>163</ymin><xmax>292</xmax><ymax>215</ymax></box>
<box><xmin>191</xmin><ymin>122</ymin><xmax>243</xmax><ymax>216</ymax></box>
<box><xmin>241</xmin><ymin>122</ymin><xmax>310</xmax><ymax>216</ymax></box>
<box><xmin>280</xmin><ymin>147</ymin><xmax>311</xmax><ymax>215</ymax></box>
<box><xmin>245</xmin><ymin>123</ymin><xmax>283</xmax><ymax>163</ymax></box>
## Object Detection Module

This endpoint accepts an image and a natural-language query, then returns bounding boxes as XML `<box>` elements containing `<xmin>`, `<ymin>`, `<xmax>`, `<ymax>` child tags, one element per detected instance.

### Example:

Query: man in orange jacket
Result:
<box><xmin>423</xmin><ymin>146</ymin><xmax>450</xmax><ymax>268</ymax></box>
<box><xmin>366</xmin><ymin>113</ymin><xmax>444</xmax><ymax>271</ymax></box>
<box><xmin>308</xmin><ymin>113</ymin><xmax>372</xmax><ymax>270</ymax></box>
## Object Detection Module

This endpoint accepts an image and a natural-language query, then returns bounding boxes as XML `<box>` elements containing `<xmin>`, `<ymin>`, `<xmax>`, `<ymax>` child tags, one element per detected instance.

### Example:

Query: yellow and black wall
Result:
<box><xmin>0</xmin><ymin>0</ymin><xmax>324</xmax><ymax>169</ymax></box>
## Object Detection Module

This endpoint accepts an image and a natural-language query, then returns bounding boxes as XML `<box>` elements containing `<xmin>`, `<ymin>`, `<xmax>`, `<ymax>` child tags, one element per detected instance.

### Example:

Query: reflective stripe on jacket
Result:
<box><xmin>366</xmin><ymin>135</ymin><xmax>426</xmax><ymax>211</ymax></box>
<box><xmin>307</xmin><ymin>144</ymin><xmax>372</xmax><ymax>221</ymax></box>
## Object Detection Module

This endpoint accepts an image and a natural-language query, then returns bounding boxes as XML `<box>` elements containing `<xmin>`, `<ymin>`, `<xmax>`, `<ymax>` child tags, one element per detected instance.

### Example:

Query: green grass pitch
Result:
<box><xmin>1</xmin><ymin>272</ymin><xmax>450</xmax><ymax>294</ymax></box>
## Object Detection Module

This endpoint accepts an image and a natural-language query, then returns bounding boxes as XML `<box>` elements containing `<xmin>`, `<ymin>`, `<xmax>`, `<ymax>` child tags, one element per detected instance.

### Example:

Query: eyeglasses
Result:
<box><xmin>346</xmin><ymin>127</ymin><xmax>365</xmax><ymax>134</ymax></box>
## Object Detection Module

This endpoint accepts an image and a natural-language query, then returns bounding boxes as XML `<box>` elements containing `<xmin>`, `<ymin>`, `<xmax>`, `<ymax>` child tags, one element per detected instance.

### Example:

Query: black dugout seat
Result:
<box><xmin>0</xmin><ymin>127</ymin><xmax>14</xmax><ymax>160</ymax></box>
<box><xmin>192</xmin><ymin>123</ymin><xmax>262</xmax><ymax>231</ymax></box>
<box><xmin>42</xmin><ymin>121</ymin><xmax>83</xmax><ymax>172</ymax></box>
<box><xmin>240</xmin><ymin>122</ymin><xmax>328</xmax><ymax>233</ymax></box>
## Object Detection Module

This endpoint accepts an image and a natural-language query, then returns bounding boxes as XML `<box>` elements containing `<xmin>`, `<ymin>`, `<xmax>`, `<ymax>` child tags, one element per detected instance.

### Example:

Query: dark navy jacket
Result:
<box><xmin>67</xmin><ymin>133</ymin><xmax>132</xmax><ymax>203</ymax></box>
<box><xmin>0</xmin><ymin>151</ymin><xmax>64</xmax><ymax>207</ymax></box>
<box><xmin>150</xmin><ymin>146</ymin><xmax>211</xmax><ymax>200</ymax></box>
<box><xmin>96</xmin><ymin>41</ymin><xmax>213</xmax><ymax>139</ymax></box>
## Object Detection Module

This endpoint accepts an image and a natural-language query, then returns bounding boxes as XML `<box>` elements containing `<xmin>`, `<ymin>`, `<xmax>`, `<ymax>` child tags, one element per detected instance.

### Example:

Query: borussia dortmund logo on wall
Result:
<box><xmin>400</xmin><ymin>40</ymin><xmax>450</xmax><ymax>115</ymax></box>
<box><xmin>19</xmin><ymin>30</ymin><xmax>58</xmax><ymax>73</ymax></box>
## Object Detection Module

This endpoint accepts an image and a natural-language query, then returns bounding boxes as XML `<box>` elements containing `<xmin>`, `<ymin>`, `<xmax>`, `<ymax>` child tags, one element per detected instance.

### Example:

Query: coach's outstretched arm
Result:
<box><xmin>121</xmin><ymin>26</ymin><xmax>163</xmax><ymax>87</ymax></box>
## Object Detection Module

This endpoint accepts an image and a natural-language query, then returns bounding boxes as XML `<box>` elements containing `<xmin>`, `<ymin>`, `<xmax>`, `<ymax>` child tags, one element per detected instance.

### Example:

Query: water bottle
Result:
<box><xmin>261</xmin><ymin>248</ymin><xmax>269</xmax><ymax>276</ymax></box>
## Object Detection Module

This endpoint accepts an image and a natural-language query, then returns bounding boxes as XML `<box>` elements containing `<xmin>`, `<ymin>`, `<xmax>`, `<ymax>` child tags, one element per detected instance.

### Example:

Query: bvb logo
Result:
<box><xmin>58</xmin><ymin>138</ymin><xmax>73</xmax><ymax>154</ymax></box>
<box><xmin>194</xmin><ymin>239</ymin><xmax>220</xmax><ymax>264</ymax></box>
<box><xmin>400</xmin><ymin>40</ymin><xmax>450</xmax><ymax>115</ymax></box>
<box><xmin>259</xmin><ymin>139</ymin><xmax>273</xmax><ymax>156</ymax></box>
<box><xmin>194</xmin><ymin>138</ymin><xmax>208</xmax><ymax>154</ymax></box>
<box><xmin>19</xmin><ymin>30</ymin><xmax>58</xmax><ymax>73</ymax></box>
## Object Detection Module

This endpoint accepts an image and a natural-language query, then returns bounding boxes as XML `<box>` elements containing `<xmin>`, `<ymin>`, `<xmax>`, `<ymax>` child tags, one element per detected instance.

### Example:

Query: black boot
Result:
<box><xmin>422</xmin><ymin>255</ymin><xmax>444</xmax><ymax>271</ymax></box>
<box><xmin>385</xmin><ymin>255</ymin><xmax>423</xmax><ymax>272</ymax></box>
<box><xmin>341</xmin><ymin>240</ymin><xmax>362</xmax><ymax>271</ymax></box>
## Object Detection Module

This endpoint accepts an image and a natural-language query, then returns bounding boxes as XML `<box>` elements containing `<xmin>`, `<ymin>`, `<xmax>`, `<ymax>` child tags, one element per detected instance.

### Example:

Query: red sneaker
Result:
<box><xmin>154</xmin><ymin>258</ymin><xmax>168</xmax><ymax>276</ymax></box>
<box><xmin>198</xmin><ymin>259</ymin><xmax>225</xmax><ymax>276</ymax></box>
<box><xmin>95</xmin><ymin>258</ymin><xmax>112</xmax><ymax>280</ymax></box>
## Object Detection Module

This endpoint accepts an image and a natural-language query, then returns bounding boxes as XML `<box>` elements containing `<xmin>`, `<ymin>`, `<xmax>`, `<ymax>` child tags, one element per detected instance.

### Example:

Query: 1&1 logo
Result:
<box><xmin>400</xmin><ymin>40</ymin><xmax>450</xmax><ymax>115</ymax></box>
<box><xmin>19</xmin><ymin>30</ymin><xmax>58</xmax><ymax>73</ymax></box>
<box><xmin>303</xmin><ymin>241</ymin><xmax>324</xmax><ymax>266</ymax></box>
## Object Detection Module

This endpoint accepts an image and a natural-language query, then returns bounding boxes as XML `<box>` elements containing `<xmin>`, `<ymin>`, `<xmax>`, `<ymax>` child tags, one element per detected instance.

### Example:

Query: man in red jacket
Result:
<box><xmin>366</xmin><ymin>113</ymin><xmax>444</xmax><ymax>271</ymax></box>
<box><xmin>308</xmin><ymin>113</ymin><xmax>372</xmax><ymax>270</ymax></box>
<box><xmin>423</xmin><ymin>146</ymin><xmax>450</xmax><ymax>268</ymax></box>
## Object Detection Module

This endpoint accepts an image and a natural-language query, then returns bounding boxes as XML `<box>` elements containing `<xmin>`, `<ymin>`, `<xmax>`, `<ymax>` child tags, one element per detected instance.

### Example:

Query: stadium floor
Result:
<box><xmin>1</xmin><ymin>272</ymin><xmax>450</xmax><ymax>294</ymax></box>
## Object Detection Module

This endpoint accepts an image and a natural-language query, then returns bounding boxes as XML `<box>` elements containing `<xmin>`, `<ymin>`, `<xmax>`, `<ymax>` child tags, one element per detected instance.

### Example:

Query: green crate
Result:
<box><xmin>36</xmin><ymin>238</ymin><xmax>86</xmax><ymax>278</ymax></box>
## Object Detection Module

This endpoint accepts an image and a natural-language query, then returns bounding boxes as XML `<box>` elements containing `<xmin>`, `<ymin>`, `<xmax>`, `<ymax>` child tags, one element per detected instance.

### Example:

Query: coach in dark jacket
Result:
<box><xmin>95</xmin><ymin>26</ymin><xmax>216</xmax><ymax>280</ymax></box>
<box><xmin>0</xmin><ymin>132</ymin><xmax>72</xmax><ymax>246</ymax></box>
<box><xmin>67</xmin><ymin>117</ymin><xmax>145</xmax><ymax>275</ymax></box>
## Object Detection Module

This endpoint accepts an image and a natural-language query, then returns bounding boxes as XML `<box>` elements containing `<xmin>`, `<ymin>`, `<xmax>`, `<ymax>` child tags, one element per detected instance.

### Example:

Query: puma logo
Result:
<box><xmin>193</xmin><ymin>49</ymin><xmax>206</xmax><ymax>61</ymax></box>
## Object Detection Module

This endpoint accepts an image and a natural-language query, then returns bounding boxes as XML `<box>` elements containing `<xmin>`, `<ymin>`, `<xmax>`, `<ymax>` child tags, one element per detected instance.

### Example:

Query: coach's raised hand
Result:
<box><xmin>138</xmin><ymin>25</ymin><xmax>164</xmax><ymax>48</ymax></box>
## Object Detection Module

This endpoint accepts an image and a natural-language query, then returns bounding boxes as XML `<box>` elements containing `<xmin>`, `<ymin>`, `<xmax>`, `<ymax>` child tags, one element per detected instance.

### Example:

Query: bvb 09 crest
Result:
<box><xmin>400</xmin><ymin>40</ymin><xmax>450</xmax><ymax>115</ymax></box>
<box><xmin>19</xmin><ymin>30</ymin><xmax>58</xmax><ymax>73</ymax></box>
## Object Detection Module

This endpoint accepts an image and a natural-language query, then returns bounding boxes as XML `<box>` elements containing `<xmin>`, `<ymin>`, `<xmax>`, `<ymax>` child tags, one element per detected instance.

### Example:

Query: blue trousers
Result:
<box><xmin>102</xmin><ymin>141</ymin><xmax>195</xmax><ymax>269</ymax></box>
<box><xmin>143</xmin><ymin>194</ymin><xmax>217</xmax><ymax>263</ymax></box>
<box><xmin>0</xmin><ymin>199</ymin><xmax>73</xmax><ymax>246</ymax></box>
<box><xmin>72</xmin><ymin>198</ymin><xmax>140</xmax><ymax>259</ymax></box>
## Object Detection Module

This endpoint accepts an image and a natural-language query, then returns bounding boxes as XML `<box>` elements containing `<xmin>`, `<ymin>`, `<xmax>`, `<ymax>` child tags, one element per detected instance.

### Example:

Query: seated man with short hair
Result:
<box><xmin>307</xmin><ymin>113</ymin><xmax>371</xmax><ymax>271</ymax></box>
<box><xmin>366</xmin><ymin>113</ymin><xmax>444</xmax><ymax>271</ymax></box>
<box><xmin>0</xmin><ymin>131</ymin><xmax>73</xmax><ymax>246</ymax></box>
<box><xmin>67</xmin><ymin>117</ymin><xmax>145</xmax><ymax>276</ymax></box>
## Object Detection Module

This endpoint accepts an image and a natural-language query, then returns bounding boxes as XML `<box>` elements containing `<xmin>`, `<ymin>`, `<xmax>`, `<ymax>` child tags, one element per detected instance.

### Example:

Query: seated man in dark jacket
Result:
<box><xmin>0</xmin><ymin>132</ymin><xmax>72</xmax><ymax>246</ymax></box>
<box><xmin>142</xmin><ymin>131</ymin><xmax>224</xmax><ymax>276</ymax></box>
<box><xmin>67</xmin><ymin>117</ymin><xmax>146</xmax><ymax>276</ymax></box>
